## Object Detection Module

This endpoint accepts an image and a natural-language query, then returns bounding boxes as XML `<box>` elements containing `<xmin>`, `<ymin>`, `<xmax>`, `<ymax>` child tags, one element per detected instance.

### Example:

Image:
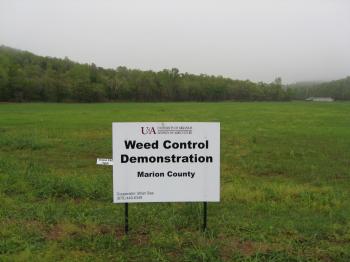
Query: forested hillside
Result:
<box><xmin>0</xmin><ymin>45</ymin><xmax>290</xmax><ymax>102</ymax></box>
<box><xmin>287</xmin><ymin>77</ymin><xmax>350</xmax><ymax>100</ymax></box>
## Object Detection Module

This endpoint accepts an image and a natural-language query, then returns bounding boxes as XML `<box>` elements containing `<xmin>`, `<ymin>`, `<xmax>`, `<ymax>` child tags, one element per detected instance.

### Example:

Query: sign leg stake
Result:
<box><xmin>203</xmin><ymin>202</ymin><xmax>207</xmax><ymax>232</ymax></box>
<box><xmin>125</xmin><ymin>203</ymin><xmax>129</xmax><ymax>234</ymax></box>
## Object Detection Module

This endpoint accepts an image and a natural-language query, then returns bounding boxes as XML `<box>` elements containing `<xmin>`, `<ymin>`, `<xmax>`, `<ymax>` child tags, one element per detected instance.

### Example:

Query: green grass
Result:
<box><xmin>0</xmin><ymin>102</ymin><xmax>349</xmax><ymax>261</ymax></box>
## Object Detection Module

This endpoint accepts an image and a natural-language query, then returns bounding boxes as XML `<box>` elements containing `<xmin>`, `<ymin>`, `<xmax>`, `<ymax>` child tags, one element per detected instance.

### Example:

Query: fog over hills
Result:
<box><xmin>1</xmin><ymin>0</ymin><xmax>350</xmax><ymax>83</ymax></box>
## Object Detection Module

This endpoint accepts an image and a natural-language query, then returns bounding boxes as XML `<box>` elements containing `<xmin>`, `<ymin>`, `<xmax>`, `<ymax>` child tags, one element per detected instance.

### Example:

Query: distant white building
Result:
<box><xmin>306</xmin><ymin>97</ymin><xmax>334</xmax><ymax>102</ymax></box>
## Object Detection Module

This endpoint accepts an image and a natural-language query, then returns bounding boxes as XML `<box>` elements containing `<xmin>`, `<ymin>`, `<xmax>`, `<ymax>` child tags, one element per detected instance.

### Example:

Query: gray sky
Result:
<box><xmin>1</xmin><ymin>0</ymin><xmax>350</xmax><ymax>83</ymax></box>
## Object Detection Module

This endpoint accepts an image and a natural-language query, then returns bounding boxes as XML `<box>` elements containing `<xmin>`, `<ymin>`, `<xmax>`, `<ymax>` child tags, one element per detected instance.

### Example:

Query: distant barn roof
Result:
<box><xmin>306</xmin><ymin>97</ymin><xmax>334</xmax><ymax>102</ymax></box>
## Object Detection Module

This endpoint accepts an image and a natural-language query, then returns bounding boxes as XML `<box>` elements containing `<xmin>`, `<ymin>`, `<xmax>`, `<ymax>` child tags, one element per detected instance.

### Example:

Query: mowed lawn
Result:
<box><xmin>0</xmin><ymin>102</ymin><xmax>349</xmax><ymax>261</ymax></box>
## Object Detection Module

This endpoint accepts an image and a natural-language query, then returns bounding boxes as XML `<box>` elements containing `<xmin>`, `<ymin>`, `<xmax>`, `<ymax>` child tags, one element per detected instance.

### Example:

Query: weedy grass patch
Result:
<box><xmin>0</xmin><ymin>102</ymin><xmax>349</xmax><ymax>261</ymax></box>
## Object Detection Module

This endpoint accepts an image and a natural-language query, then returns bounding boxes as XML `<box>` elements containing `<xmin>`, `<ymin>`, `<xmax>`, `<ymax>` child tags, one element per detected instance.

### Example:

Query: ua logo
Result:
<box><xmin>141</xmin><ymin>127</ymin><xmax>156</xmax><ymax>135</ymax></box>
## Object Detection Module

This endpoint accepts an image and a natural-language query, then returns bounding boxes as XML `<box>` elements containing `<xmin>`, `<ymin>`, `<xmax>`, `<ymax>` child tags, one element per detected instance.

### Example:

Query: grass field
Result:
<box><xmin>0</xmin><ymin>102</ymin><xmax>349</xmax><ymax>261</ymax></box>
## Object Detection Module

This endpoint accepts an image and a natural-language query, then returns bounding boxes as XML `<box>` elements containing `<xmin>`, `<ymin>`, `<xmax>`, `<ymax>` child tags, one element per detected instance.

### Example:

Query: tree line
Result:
<box><xmin>0</xmin><ymin>45</ymin><xmax>291</xmax><ymax>102</ymax></box>
<box><xmin>287</xmin><ymin>77</ymin><xmax>350</xmax><ymax>100</ymax></box>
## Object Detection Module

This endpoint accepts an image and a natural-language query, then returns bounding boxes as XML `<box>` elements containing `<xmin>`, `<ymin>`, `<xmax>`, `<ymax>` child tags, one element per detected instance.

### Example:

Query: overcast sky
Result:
<box><xmin>1</xmin><ymin>0</ymin><xmax>350</xmax><ymax>83</ymax></box>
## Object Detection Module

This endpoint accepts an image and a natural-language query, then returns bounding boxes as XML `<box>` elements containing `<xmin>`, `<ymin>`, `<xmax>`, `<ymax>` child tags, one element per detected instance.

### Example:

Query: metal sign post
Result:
<box><xmin>96</xmin><ymin>159</ymin><xmax>130</xmax><ymax>235</ymax></box>
<box><xmin>125</xmin><ymin>203</ymin><xmax>129</xmax><ymax>234</ymax></box>
<box><xmin>203</xmin><ymin>202</ymin><xmax>207</xmax><ymax>232</ymax></box>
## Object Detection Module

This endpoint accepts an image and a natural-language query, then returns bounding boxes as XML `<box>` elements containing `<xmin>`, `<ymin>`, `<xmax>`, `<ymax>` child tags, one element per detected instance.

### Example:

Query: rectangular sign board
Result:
<box><xmin>112</xmin><ymin>122</ymin><xmax>220</xmax><ymax>203</ymax></box>
<box><xmin>96</xmin><ymin>158</ymin><xmax>113</xmax><ymax>166</ymax></box>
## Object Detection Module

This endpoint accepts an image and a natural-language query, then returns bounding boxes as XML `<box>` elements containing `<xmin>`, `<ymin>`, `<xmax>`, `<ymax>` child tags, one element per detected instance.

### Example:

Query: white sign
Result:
<box><xmin>112</xmin><ymin>122</ymin><xmax>220</xmax><ymax>203</ymax></box>
<box><xmin>96</xmin><ymin>158</ymin><xmax>113</xmax><ymax>166</ymax></box>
